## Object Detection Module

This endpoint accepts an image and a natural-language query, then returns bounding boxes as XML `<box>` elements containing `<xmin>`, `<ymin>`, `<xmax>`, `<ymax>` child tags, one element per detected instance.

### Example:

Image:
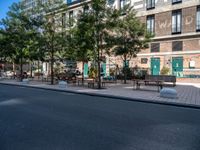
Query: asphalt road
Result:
<box><xmin>0</xmin><ymin>84</ymin><xmax>200</xmax><ymax>150</ymax></box>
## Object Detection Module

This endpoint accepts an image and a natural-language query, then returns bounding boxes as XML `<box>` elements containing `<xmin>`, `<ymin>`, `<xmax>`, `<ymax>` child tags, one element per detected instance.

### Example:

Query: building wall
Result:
<box><xmin>131</xmin><ymin>1</ymin><xmax>200</xmax><ymax>77</ymax></box>
<box><xmin>21</xmin><ymin>0</ymin><xmax>200</xmax><ymax>78</ymax></box>
<box><xmin>155</xmin><ymin>11</ymin><xmax>172</xmax><ymax>37</ymax></box>
<box><xmin>182</xmin><ymin>6</ymin><xmax>196</xmax><ymax>33</ymax></box>
<box><xmin>74</xmin><ymin>0</ymin><xmax>200</xmax><ymax>78</ymax></box>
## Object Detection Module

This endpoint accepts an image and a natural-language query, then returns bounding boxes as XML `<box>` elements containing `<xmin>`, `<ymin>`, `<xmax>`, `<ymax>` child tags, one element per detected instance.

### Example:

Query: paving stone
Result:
<box><xmin>0</xmin><ymin>79</ymin><xmax>200</xmax><ymax>106</ymax></box>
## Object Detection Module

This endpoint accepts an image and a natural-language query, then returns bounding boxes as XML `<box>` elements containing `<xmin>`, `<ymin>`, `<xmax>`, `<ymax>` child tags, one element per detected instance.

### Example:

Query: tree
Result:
<box><xmin>73</xmin><ymin>0</ymin><xmax>115</xmax><ymax>89</ymax></box>
<box><xmin>27</xmin><ymin>34</ymin><xmax>46</xmax><ymax>77</ymax></box>
<box><xmin>72</xmin><ymin>6</ymin><xmax>95</xmax><ymax>84</ymax></box>
<box><xmin>0</xmin><ymin>33</ymin><xmax>11</xmax><ymax>62</ymax></box>
<box><xmin>91</xmin><ymin>0</ymin><xmax>108</xmax><ymax>89</ymax></box>
<box><xmin>33</xmin><ymin>0</ymin><xmax>68</xmax><ymax>84</ymax></box>
<box><xmin>106</xmin><ymin>5</ymin><xmax>152</xmax><ymax>84</ymax></box>
<box><xmin>0</xmin><ymin>2</ymin><xmax>40</xmax><ymax>81</ymax></box>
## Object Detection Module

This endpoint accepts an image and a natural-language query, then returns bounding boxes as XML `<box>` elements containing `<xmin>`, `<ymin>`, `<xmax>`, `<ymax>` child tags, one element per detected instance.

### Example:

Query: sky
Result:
<box><xmin>0</xmin><ymin>0</ymin><xmax>19</xmax><ymax>20</ymax></box>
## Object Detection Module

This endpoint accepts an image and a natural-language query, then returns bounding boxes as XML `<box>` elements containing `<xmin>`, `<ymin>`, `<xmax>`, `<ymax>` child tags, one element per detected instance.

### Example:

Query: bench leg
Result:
<box><xmin>88</xmin><ymin>83</ymin><xmax>94</xmax><ymax>88</ymax></box>
<box><xmin>136</xmin><ymin>83</ymin><xmax>140</xmax><ymax>90</ymax></box>
<box><xmin>102</xmin><ymin>82</ymin><xmax>105</xmax><ymax>87</ymax></box>
<box><xmin>158</xmin><ymin>85</ymin><xmax>163</xmax><ymax>92</ymax></box>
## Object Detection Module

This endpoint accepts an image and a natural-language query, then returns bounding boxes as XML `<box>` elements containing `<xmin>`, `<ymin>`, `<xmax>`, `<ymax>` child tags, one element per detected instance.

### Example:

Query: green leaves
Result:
<box><xmin>106</xmin><ymin>4</ymin><xmax>153</xmax><ymax>61</ymax></box>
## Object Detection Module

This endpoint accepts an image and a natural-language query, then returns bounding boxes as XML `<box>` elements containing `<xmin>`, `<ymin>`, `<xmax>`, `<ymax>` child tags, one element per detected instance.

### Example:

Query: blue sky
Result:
<box><xmin>0</xmin><ymin>0</ymin><xmax>19</xmax><ymax>20</ymax></box>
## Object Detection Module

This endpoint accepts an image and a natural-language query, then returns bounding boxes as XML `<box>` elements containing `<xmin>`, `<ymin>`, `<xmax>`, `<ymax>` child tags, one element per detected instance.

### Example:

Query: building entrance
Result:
<box><xmin>151</xmin><ymin>58</ymin><xmax>160</xmax><ymax>75</ymax></box>
<box><xmin>172</xmin><ymin>57</ymin><xmax>183</xmax><ymax>77</ymax></box>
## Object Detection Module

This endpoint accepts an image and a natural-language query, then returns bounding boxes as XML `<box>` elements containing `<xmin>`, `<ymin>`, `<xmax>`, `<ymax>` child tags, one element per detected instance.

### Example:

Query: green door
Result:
<box><xmin>151</xmin><ymin>58</ymin><xmax>160</xmax><ymax>75</ymax></box>
<box><xmin>172</xmin><ymin>57</ymin><xmax>183</xmax><ymax>77</ymax></box>
<box><xmin>102</xmin><ymin>63</ymin><xmax>106</xmax><ymax>77</ymax></box>
<box><xmin>84</xmin><ymin>63</ymin><xmax>88</xmax><ymax>77</ymax></box>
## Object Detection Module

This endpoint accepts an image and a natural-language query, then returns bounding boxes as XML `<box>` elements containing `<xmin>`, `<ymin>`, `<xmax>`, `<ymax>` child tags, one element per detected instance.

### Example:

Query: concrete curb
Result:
<box><xmin>0</xmin><ymin>82</ymin><xmax>200</xmax><ymax>109</ymax></box>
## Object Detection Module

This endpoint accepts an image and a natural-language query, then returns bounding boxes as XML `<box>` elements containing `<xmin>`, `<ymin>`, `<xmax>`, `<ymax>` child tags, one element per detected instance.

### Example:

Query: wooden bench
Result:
<box><xmin>66</xmin><ymin>77</ymin><xmax>76</xmax><ymax>85</ymax></box>
<box><xmin>88</xmin><ymin>81</ymin><xmax>106</xmax><ymax>88</ymax></box>
<box><xmin>77</xmin><ymin>77</ymin><xmax>85</xmax><ymax>86</ymax></box>
<box><xmin>103</xmin><ymin>76</ymin><xmax>117</xmax><ymax>84</ymax></box>
<box><xmin>145</xmin><ymin>75</ymin><xmax>176</xmax><ymax>87</ymax></box>
<box><xmin>85</xmin><ymin>78</ymin><xmax>106</xmax><ymax>88</ymax></box>
<box><xmin>133</xmin><ymin>79</ymin><xmax>163</xmax><ymax>92</ymax></box>
<box><xmin>133</xmin><ymin>75</ymin><xmax>176</xmax><ymax>92</ymax></box>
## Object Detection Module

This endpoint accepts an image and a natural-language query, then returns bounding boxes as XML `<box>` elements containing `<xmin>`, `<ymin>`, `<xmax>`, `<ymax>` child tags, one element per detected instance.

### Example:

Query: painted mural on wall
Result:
<box><xmin>155</xmin><ymin>7</ymin><xmax>196</xmax><ymax>35</ymax></box>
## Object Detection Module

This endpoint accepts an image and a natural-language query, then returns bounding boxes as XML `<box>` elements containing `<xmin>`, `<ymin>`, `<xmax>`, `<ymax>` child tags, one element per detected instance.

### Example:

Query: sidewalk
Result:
<box><xmin>0</xmin><ymin>79</ymin><xmax>200</xmax><ymax>106</ymax></box>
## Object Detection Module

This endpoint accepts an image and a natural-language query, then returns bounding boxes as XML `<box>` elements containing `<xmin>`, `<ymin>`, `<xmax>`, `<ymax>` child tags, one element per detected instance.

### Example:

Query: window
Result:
<box><xmin>172</xmin><ymin>41</ymin><xmax>183</xmax><ymax>51</ymax></box>
<box><xmin>141</xmin><ymin>58</ymin><xmax>148</xmax><ymax>64</ymax></box>
<box><xmin>172</xmin><ymin>0</ymin><xmax>182</xmax><ymax>4</ymax></box>
<box><xmin>197</xmin><ymin>6</ymin><xmax>200</xmax><ymax>31</ymax></box>
<box><xmin>108</xmin><ymin>0</ymin><xmax>115</xmax><ymax>6</ymax></box>
<box><xmin>62</xmin><ymin>13</ymin><xmax>66</xmax><ymax>28</ymax></box>
<box><xmin>151</xmin><ymin>43</ymin><xmax>160</xmax><ymax>52</ymax></box>
<box><xmin>147</xmin><ymin>15</ymin><xmax>155</xmax><ymax>34</ymax></box>
<box><xmin>146</xmin><ymin>0</ymin><xmax>155</xmax><ymax>10</ymax></box>
<box><xmin>83</xmin><ymin>5</ymin><xmax>89</xmax><ymax>14</ymax></box>
<box><xmin>120</xmin><ymin>0</ymin><xmax>127</xmax><ymax>15</ymax></box>
<box><xmin>120</xmin><ymin>0</ymin><xmax>126</xmax><ymax>10</ymax></box>
<box><xmin>172</xmin><ymin>10</ymin><xmax>182</xmax><ymax>34</ymax></box>
<box><xmin>69</xmin><ymin>11</ymin><xmax>73</xmax><ymax>26</ymax></box>
<box><xmin>67</xmin><ymin>0</ymin><xmax>79</xmax><ymax>5</ymax></box>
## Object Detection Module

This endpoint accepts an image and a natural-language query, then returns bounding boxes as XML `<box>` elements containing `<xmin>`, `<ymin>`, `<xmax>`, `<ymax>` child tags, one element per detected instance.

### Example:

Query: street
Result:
<box><xmin>0</xmin><ymin>85</ymin><xmax>200</xmax><ymax>150</ymax></box>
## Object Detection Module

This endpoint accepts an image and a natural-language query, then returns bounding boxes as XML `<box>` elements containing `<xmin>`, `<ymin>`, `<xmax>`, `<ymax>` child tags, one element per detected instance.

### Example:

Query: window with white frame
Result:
<box><xmin>62</xmin><ymin>13</ymin><xmax>66</xmax><ymax>28</ymax></box>
<box><xmin>120</xmin><ymin>0</ymin><xmax>126</xmax><ymax>10</ymax></box>
<box><xmin>197</xmin><ymin>6</ymin><xmax>200</xmax><ymax>31</ymax></box>
<box><xmin>172</xmin><ymin>10</ymin><xmax>182</xmax><ymax>34</ymax></box>
<box><xmin>83</xmin><ymin>5</ymin><xmax>89</xmax><ymax>14</ymax></box>
<box><xmin>146</xmin><ymin>0</ymin><xmax>155</xmax><ymax>10</ymax></box>
<box><xmin>69</xmin><ymin>11</ymin><xmax>73</xmax><ymax>26</ymax></box>
<box><xmin>147</xmin><ymin>15</ymin><xmax>155</xmax><ymax>34</ymax></box>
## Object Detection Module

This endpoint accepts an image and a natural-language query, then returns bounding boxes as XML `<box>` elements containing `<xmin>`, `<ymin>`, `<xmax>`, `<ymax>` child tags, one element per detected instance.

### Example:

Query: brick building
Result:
<box><xmin>21</xmin><ymin>0</ymin><xmax>200</xmax><ymax>78</ymax></box>
<box><xmin>128</xmin><ymin>0</ymin><xmax>200</xmax><ymax>78</ymax></box>
<box><xmin>75</xmin><ymin>0</ymin><xmax>200</xmax><ymax>78</ymax></box>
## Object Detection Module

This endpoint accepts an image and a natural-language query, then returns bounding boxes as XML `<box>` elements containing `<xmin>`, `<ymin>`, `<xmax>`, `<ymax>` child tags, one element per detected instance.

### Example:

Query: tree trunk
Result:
<box><xmin>82</xmin><ymin>61</ymin><xmax>84</xmax><ymax>85</ymax></box>
<box><xmin>37</xmin><ymin>60</ymin><xmax>40</xmax><ymax>80</ymax></box>
<box><xmin>97</xmin><ymin>48</ymin><xmax>101</xmax><ymax>89</ymax></box>
<box><xmin>50</xmin><ymin>52</ymin><xmax>54</xmax><ymax>85</ymax></box>
<box><xmin>97</xmin><ymin>33</ymin><xmax>103</xmax><ymax>89</ymax></box>
<box><xmin>30</xmin><ymin>61</ymin><xmax>33</xmax><ymax>78</ymax></box>
<box><xmin>20</xmin><ymin>57</ymin><xmax>23</xmax><ymax>82</ymax></box>
<box><xmin>12</xmin><ymin>62</ymin><xmax>15</xmax><ymax>79</ymax></box>
<box><xmin>124</xmin><ymin>59</ymin><xmax>127</xmax><ymax>84</ymax></box>
<box><xmin>124</xmin><ymin>69</ymin><xmax>127</xmax><ymax>84</ymax></box>
<box><xmin>50</xmin><ymin>33</ymin><xmax>54</xmax><ymax>85</ymax></box>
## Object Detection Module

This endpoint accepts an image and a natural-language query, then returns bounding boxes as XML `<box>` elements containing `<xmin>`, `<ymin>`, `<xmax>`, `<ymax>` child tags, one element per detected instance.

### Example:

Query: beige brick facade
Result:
<box><xmin>183</xmin><ymin>39</ymin><xmax>200</xmax><ymax>51</ymax></box>
<box><xmin>130</xmin><ymin>4</ymin><xmax>200</xmax><ymax>78</ymax></box>
<box><xmin>77</xmin><ymin>1</ymin><xmax>200</xmax><ymax>78</ymax></box>
<box><xmin>182</xmin><ymin>6</ymin><xmax>196</xmax><ymax>33</ymax></box>
<box><xmin>155</xmin><ymin>11</ymin><xmax>172</xmax><ymax>37</ymax></box>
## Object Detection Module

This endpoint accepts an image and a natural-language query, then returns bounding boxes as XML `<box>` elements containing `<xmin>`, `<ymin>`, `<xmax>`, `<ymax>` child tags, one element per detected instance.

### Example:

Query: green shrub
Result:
<box><xmin>89</xmin><ymin>67</ymin><xmax>97</xmax><ymax>78</ymax></box>
<box><xmin>122</xmin><ymin>67</ymin><xmax>132</xmax><ymax>80</ymax></box>
<box><xmin>109</xmin><ymin>68</ymin><xmax>116</xmax><ymax>76</ymax></box>
<box><xmin>161</xmin><ymin>66</ymin><xmax>170</xmax><ymax>75</ymax></box>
